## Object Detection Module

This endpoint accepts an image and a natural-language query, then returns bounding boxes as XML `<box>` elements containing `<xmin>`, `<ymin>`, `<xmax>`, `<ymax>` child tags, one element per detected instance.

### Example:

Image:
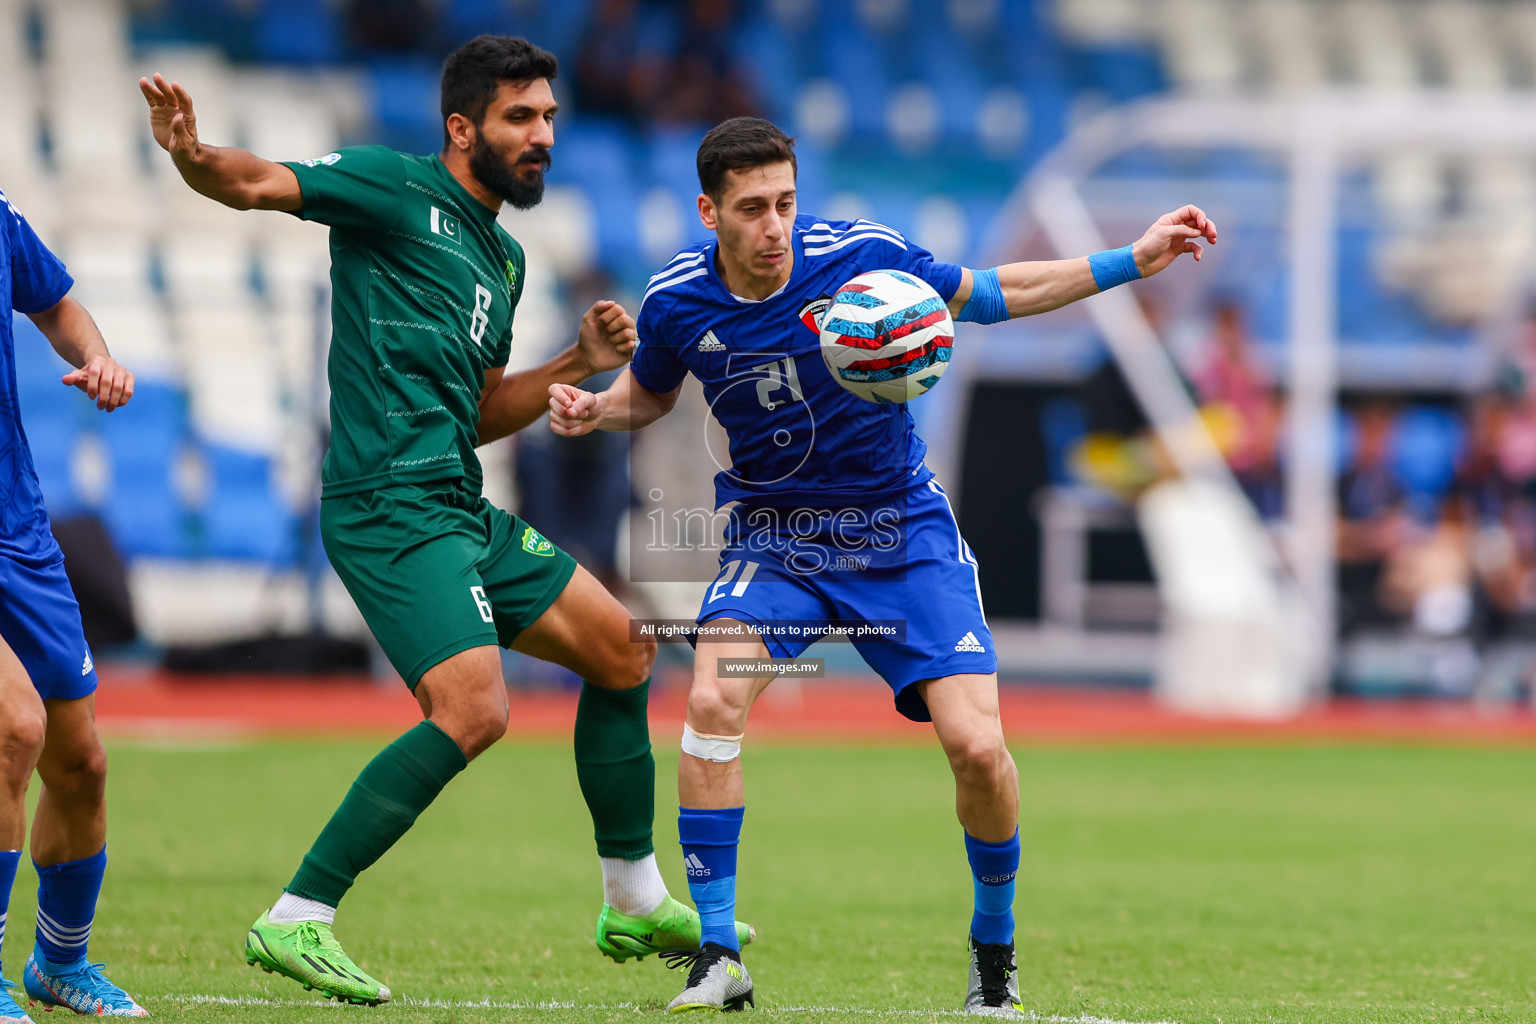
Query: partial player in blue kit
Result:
<box><xmin>0</xmin><ymin>189</ymin><xmax>145</xmax><ymax>1019</ymax></box>
<box><xmin>548</xmin><ymin>119</ymin><xmax>1217</xmax><ymax>1015</ymax></box>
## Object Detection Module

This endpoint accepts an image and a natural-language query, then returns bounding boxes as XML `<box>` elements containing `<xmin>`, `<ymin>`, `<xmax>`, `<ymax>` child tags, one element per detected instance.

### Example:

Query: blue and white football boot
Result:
<box><xmin>0</xmin><ymin>976</ymin><xmax>32</xmax><ymax>1023</ymax></box>
<box><xmin>22</xmin><ymin>948</ymin><xmax>146</xmax><ymax>1017</ymax></box>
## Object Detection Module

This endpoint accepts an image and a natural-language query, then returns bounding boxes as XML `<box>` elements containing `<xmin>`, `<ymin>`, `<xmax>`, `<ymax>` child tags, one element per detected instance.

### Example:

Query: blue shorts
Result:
<box><xmin>696</xmin><ymin>480</ymin><xmax>996</xmax><ymax>722</ymax></box>
<box><xmin>0</xmin><ymin>551</ymin><xmax>98</xmax><ymax>701</ymax></box>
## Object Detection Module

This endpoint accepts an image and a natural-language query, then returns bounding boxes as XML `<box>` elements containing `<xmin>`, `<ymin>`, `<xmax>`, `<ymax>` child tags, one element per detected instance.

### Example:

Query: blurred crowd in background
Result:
<box><xmin>1071</xmin><ymin>298</ymin><xmax>1536</xmax><ymax>674</ymax></box>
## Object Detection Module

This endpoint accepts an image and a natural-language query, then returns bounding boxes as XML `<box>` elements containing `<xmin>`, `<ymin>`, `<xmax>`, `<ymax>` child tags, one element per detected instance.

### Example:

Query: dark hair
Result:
<box><xmin>696</xmin><ymin>117</ymin><xmax>797</xmax><ymax>199</ymax></box>
<box><xmin>441</xmin><ymin>35</ymin><xmax>558</xmax><ymax>146</ymax></box>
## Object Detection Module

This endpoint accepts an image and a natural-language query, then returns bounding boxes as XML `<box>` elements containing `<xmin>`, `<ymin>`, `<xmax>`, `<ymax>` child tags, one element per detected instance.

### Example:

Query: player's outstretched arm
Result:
<box><xmin>947</xmin><ymin>205</ymin><xmax>1217</xmax><ymax>322</ymax></box>
<box><xmin>477</xmin><ymin>300</ymin><xmax>638</xmax><ymax>444</ymax></box>
<box><xmin>548</xmin><ymin>367</ymin><xmax>679</xmax><ymax>437</ymax></box>
<box><xmin>27</xmin><ymin>296</ymin><xmax>134</xmax><ymax>412</ymax></box>
<box><xmin>139</xmin><ymin>72</ymin><xmax>300</xmax><ymax>212</ymax></box>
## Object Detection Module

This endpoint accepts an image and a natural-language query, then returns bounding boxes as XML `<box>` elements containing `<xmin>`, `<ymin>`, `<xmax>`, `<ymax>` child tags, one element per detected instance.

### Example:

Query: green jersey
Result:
<box><xmin>282</xmin><ymin>146</ymin><xmax>526</xmax><ymax>497</ymax></box>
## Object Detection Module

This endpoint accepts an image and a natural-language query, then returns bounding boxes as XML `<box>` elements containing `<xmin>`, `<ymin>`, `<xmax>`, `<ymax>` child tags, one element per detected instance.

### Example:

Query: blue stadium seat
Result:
<box><xmin>533</xmin><ymin>0</ymin><xmax>595</xmax><ymax>62</ymax></box>
<box><xmin>1081</xmin><ymin>45</ymin><xmax>1164</xmax><ymax>102</ymax></box>
<box><xmin>1390</xmin><ymin>405</ymin><xmax>1464</xmax><ymax>509</ymax></box>
<box><xmin>818</xmin><ymin>19</ymin><xmax>891</xmax><ymax>139</ymax></box>
<box><xmin>11</xmin><ymin>314</ymin><xmax>84</xmax><ymax>517</ymax></box>
<box><xmin>1335</xmin><ymin>224</ymin><xmax>1441</xmax><ymax>346</ymax></box>
<box><xmin>201</xmin><ymin>445</ymin><xmax>297</xmax><ymax>564</ymax></box>
<box><xmin>154</xmin><ymin>0</ymin><xmax>259</xmax><ymax>60</ymax></box>
<box><xmin>99</xmin><ymin>384</ymin><xmax>192</xmax><ymax>559</ymax></box>
<box><xmin>916</xmin><ymin>29</ymin><xmax>987</xmax><ymax>141</ymax></box>
<box><xmin>792</xmin><ymin>138</ymin><xmax>834</xmax><ymax>214</ymax></box>
<box><xmin>443</xmin><ymin>0</ymin><xmax>529</xmax><ymax>40</ymax></box>
<box><xmin>731</xmin><ymin>12</ymin><xmax>800</xmax><ymax>120</ymax></box>
<box><xmin>24</xmin><ymin>416</ymin><xmax>82</xmax><ymax>520</ymax></box>
<box><xmin>255</xmin><ymin>0</ymin><xmax>342</xmax><ymax>65</ymax></box>
<box><xmin>1039</xmin><ymin>397</ymin><xmax>1087</xmax><ymax>486</ymax></box>
<box><xmin>860</xmin><ymin>186</ymin><xmax>922</xmax><ymax>240</ymax></box>
<box><xmin>960</xmin><ymin>194</ymin><xmax>1004</xmax><ymax>262</ymax></box>
<box><xmin>1336</xmin><ymin>408</ymin><xmax>1359</xmax><ymax>476</ymax></box>
<box><xmin>1248</xmin><ymin>269</ymin><xmax>1289</xmax><ymax>346</ymax></box>
<box><xmin>646</xmin><ymin>126</ymin><xmax>707</xmax><ymax>208</ymax></box>
<box><xmin>1021</xmin><ymin>86</ymin><xmax>1072</xmax><ymax>165</ymax></box>
<box><xmin>550</xmin><ymin>121</ymin><xmax>641</xmax><ymax>265</ymax></box>
<box><xmin>368</xmin><ymin>58</ymin><xmax>445</xmax><ymax>156</ymax></box>
<box><xmin>11</xmin><ymin>313</ymin><xmax>64</xmax><ymax>398</ymax></box>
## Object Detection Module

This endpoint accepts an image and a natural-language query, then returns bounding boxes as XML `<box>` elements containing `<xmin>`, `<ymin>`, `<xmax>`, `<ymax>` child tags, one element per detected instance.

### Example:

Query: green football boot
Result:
<box><xmin>595</xmin><ymin>895</ymin><xmax>756</xmax><ymax>962</ymax></box>
<box><xmin>244</xmin><ymin>911</ymin><xmax>390</xmax><ymax>1006</ymax></box>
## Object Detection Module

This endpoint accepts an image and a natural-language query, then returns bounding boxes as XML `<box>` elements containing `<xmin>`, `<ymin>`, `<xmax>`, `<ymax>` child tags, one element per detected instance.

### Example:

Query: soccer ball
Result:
<box><xmin>818</xmin><ymin>269</ymin><xmax>954</xmax><ymax>404</ymax></box>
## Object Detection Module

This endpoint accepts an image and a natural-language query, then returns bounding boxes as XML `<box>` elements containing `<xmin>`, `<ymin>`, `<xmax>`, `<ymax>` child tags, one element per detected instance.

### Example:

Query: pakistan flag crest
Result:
<box><xmin>522</xmin><ymin>525</ymin><xmax>554</xmax><ymax>557</ymax></box>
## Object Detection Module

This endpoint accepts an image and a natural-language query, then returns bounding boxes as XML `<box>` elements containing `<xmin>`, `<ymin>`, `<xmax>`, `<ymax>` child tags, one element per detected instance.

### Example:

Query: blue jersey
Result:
<box><xmin>0</xmin><ymin>190</ymin><xmax>74</xmax><ymax>560</ymax></box>
<box><xmin>631</xmin><ymin>215</ymin><xmax>963</xmax><ymax>509</ymax></box>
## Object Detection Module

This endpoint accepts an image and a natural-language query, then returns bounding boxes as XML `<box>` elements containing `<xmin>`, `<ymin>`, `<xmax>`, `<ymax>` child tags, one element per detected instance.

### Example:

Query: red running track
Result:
<box><xmin>91</xmin><ymin>668</ymin><xmax>1536</xmax><ymax>745</ymax></box>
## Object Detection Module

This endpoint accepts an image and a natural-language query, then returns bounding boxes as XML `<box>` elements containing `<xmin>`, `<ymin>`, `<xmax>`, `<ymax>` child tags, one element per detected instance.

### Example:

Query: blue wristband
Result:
<box><xmin>1087</xmin><ymin>244</ymin><xmax>1141</xmax><ymax>291</ymax></box>
<box><xmin>957</xmin><ymin>267</ymin><xmax>1008</xmax><ymax>324</ymax></box>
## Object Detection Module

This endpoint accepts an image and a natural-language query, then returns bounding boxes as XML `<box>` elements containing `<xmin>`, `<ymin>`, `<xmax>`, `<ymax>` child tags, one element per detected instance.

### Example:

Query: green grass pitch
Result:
<box><xmin>27</xmin><ymin>737</ymin><xmax>1536</xmax><ymax>1022</ymax></box>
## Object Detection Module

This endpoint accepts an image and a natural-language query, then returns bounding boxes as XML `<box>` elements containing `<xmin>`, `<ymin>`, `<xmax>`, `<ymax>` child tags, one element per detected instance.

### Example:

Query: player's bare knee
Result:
<box><xmin>448</xmin><ymin>705</ymin><xmax>507</xmax><ymax>760</ymax></box>
<box><xmin>583</xmin><ymin>635</ymin><xmax>655</xmax><ymax>691</ymax></box>
<box><xmin>946</xmin><ymin>730</ymin><xmax>1012</xmax><ymax>792</ymax></box>
<box><xmin>472</xmin><ymin>710</ymin><xmax>509</xmax><ymax>756</ymax></box>
<box><xmin>430</xmin><ymin>684</ymin><xmax>509</xmax><ymax>760</ymax></box>
<box><xmin>600</xmin><ymin>636</ymin><xmax>657</xmax><ymax>689</ymax></box>
<box><xmin>0</xmin><ymin>712</ymin><xmax>45</xmax><ymax>787</ymax></box>
<box><xmin>686</xmin><ymin>678</ymin><xmax>750</xmax><ymax>736</ymax></box>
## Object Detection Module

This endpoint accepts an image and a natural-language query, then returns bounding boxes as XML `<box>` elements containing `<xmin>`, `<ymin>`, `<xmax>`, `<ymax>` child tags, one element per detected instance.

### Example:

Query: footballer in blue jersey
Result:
<box><xmin>0</xmin><ymin>189</ymin><xmax>146</xmax><ymax>1016</ymax></box>
<box><xmin>549</xmin><ymin>118</ymin><xmax>1217</xmax><ymax>1015</ymax></box>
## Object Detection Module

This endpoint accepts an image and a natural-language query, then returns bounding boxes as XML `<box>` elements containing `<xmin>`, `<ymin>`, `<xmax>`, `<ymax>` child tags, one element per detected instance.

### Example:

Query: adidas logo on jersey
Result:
<box><xmin>954</xmin><ymin>631</ymin><xmax>986</xmax><ymax>653</ymax></box>
<box><xmin>684</xmin><ymin>853</ymin><xmax>710</xmax><ymax>877</ymax></box>
<box><xmin>81</xmin><ymin>652</ymin><xmax>93</xmax><ymax>676</ymax></box>
<box><xmin>697</xmin><ymin>330</ymin><xmax>726</xmax><ymax>352</ymax></box>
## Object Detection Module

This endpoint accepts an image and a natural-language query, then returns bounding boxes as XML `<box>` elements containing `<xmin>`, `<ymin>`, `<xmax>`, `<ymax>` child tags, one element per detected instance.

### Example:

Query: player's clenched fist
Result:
<box><xmin>63</xmin><ymin>355</ymin><xmax>134</xmax><ymax>412</ymax></box>
<box><xmin>576</xmin><ymin>299</ymin><xmax>638</xmax><ymax>377</ymax></box>
<box><xmin>549</xmin><ymin>383</ymin><xmax>601</xmax><ymax>437</ymax></box>
<box><xmin>1131</xmin><ymin>204</ymin><xmax>1218</xmax><ymax>278</ymax></box>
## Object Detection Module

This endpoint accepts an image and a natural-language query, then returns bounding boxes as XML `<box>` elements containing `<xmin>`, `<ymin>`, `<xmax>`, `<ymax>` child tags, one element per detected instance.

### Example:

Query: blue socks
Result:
<box><xmin>0</xmin><ymin>850</ymin><xmax>19</xmax><ymax>971</ymax></box>
<box><xmin>678</xmin><ymin>813</ymin><xmax>1014</xmax><ymax>950</ymax></box>
<box><xmin>35</xmin><ymin>847</ymin><xmax>105</xmax><ymax>965</ymax></box>
<box><xmin>678</xmin><ymin>807</ymin><xmax>744</xmax><ymax>951</ymax></box>
<box><xmin>965</xmin><ymin>828</ymin><xmax>1019</xmax><ymax>946</ymax></box>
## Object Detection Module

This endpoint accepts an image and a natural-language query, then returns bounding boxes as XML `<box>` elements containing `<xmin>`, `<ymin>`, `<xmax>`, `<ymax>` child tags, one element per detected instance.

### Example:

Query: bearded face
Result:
<box><xmin>470</xmin><ymin>128</ymin><xmax>551</xmax><ymax>210</ymax></box>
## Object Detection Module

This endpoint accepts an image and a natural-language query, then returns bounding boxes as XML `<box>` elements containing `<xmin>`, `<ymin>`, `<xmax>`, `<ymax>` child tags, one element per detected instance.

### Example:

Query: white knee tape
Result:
<box><xmin>681</xmin><ymin>724</ymin><xmax>743</xmax><ymax>763</ymax></box>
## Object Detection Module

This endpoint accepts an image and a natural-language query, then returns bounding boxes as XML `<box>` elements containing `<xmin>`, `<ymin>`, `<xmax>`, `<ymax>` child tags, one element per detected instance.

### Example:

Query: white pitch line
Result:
<box><xmin>153</xmin><ymin>993</ymin><xmax>1176</xmax><ymax>1023</ymax></box>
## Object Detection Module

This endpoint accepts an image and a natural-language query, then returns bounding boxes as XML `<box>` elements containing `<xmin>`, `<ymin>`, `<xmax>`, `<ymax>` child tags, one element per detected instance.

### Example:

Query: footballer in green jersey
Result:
<box><xmin>142</xmin><ymin>36</ymin><xmax>751</xmax><ymax>1006</ymax></box>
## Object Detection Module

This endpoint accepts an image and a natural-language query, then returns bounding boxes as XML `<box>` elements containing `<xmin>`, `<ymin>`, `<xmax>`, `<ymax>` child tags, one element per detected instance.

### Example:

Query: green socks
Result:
<box><xmin>287</xmin><ymin>720</ymin><xmax>468</xmax><ymax>906</ymax></box>
<box><xmin>574</xmin><ymin>678</ymin><xmax>656</xmax><ymax>860</ymax></box>
<box><xmin>284</xmin><ymin>682</ymin><xmax>654</xmax><ymax>906</ymax></box>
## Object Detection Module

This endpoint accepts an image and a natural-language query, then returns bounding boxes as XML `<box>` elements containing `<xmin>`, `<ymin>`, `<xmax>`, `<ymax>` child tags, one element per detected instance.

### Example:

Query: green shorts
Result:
<box><xmin>321</xmin><ymin>483</ymin><xmax>577</xmax><ymax>688</ymax></box>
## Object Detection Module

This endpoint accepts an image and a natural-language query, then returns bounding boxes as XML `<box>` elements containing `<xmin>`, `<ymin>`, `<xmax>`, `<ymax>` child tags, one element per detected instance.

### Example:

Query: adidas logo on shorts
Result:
<box><xmin>697</xmin><ymin>330</ymin><xmax>726</xmax><ymax>352</ymax></box>
<box><xmin>954</xmin><ymin>631</ymin><xmax>986</xmax><ymax>653</ymax></box>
